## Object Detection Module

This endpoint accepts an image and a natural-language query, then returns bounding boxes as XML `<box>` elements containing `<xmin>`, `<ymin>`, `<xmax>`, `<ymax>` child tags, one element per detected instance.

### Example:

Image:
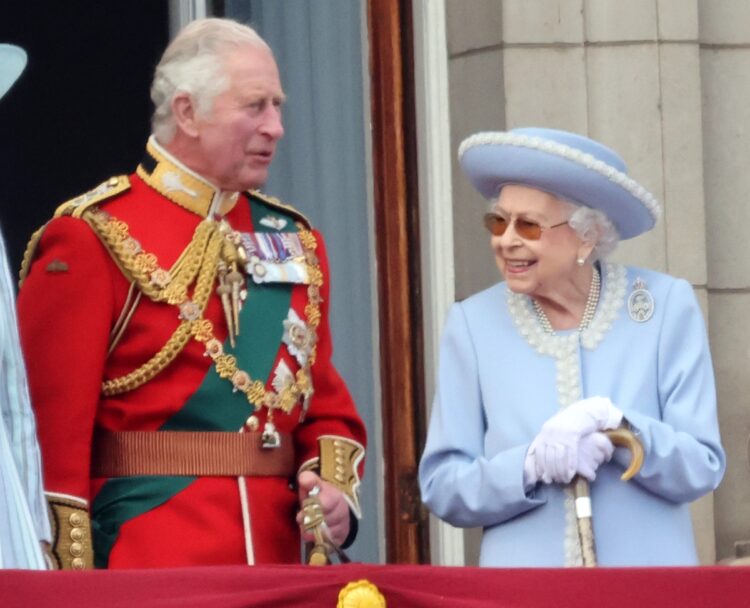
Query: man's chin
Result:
<box><xmin>238</xmin><ymin>169</ymin><xmax>269</xmax><ymax>192</ymax></box>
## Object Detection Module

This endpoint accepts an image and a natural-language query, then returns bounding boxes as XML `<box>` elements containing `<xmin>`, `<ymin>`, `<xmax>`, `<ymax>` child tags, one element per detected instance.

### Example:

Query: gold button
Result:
<box><xmin>69</xmin><ymin>513</ymin><xmax>83</xmax><ymax>526</ymax></box>
<box><xmin>69</xmin><ymin>542</ymin><xmax>83</xmax><ymax>557</ymax></box>
<box><xmin>71</xmin><ymin>558</ymin><xmax>85</xmax><ymax>570</ymax></box>
<box><xmin>70</xmin><ymin>528</ymin><xmax>83</xmax><ymax>542</ymax></box>
<box><xmin>334</xmin><ymin>440</ymin><xmax>342</xmax><ymax>447</ymax></box>
<box><xmin>245</xmin><ymin>415</ymin><xmax>259</xmax><ymax>431</ymax></box>
<box><xmin>107</xmin><ymin>177</ymin><xmax>119</xmax><ymax>187</ymax></box>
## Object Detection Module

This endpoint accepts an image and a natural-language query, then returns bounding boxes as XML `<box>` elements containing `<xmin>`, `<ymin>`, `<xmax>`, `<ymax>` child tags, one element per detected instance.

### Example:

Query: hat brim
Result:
<box><xmin>0</xmin><ymin>44</ymin><xmax>27</xmax><ymax>101</ymax></box>
<box><xmin>459</xmin><ymin>132</ymin><xmax>659</xmax><ymax>240</ymax></box>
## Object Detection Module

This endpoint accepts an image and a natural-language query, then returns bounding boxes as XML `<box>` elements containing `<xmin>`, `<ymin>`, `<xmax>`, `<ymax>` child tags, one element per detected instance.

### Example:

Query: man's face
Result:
<box><xmin>193</xmin><ymin>44</ymin><xmax>285</xmax><ymax>191</ymax></box>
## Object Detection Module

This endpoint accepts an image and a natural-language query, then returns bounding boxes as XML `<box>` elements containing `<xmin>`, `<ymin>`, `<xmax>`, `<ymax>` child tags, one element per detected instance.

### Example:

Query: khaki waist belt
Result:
<box><xmin>91</xmin><ymin>430</ymin><xmax>295</xmax><ymax>478</ymax></box>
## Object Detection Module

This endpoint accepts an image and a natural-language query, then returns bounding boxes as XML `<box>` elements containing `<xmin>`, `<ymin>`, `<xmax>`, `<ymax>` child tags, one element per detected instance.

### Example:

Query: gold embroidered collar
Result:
<box><xmin>137</xmin><ymin>136</ymin><xmax>239</xmax><ymax>218</ymax></box>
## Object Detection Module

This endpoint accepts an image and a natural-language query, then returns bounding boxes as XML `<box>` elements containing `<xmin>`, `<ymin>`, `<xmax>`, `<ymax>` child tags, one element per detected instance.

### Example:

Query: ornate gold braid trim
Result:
<box><xmin>47</xmin><ymin>494</ymin><xmax>94</xmax><ymax>570</ymax></box>
<box><xmin>86</xmin><ymin>208</ymin><xmax>214</xmax><ymax>304</ymax></box>
<box><xmin>18</xmin><ymin>223</ymin><xmax>47</xmax><ymax>287</ymax></box>
<box><xmin>250</xmin><ymin>189</ymin><xmax>312</xmax><ymax>227</ymax></box>
<box><xmin>19</xmin><ymin>176</ymin><xmax>131</xmax><ymax>287</ymax></box>
<box><xmin>93</xmin><ymin>211</ymin><xmax>323</xmax><ymax>420</ymax></box>
<box><xmin>319</xmin><ymin>436</ymin><xmax>364</xmax><ymax>518</ymax></box>
<box><xmin>95</xmin><ymin>212</ymin><xmax>222</xmax><ymax>396</ymax></box>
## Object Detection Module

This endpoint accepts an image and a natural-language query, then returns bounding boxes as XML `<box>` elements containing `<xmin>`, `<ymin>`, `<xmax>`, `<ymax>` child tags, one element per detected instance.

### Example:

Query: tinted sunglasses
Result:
<box><xmin>483</xmin><ymin>213</ymin><xmax>568</xmax><ymax>241</ymax></box>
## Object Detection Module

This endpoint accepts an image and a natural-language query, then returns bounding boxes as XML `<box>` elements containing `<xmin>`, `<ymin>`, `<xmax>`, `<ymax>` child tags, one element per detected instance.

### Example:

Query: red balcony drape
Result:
<box><xmin>1</xmin><ymin>563</ymin><xmax>748</xmax><ymax>607</ymax></box>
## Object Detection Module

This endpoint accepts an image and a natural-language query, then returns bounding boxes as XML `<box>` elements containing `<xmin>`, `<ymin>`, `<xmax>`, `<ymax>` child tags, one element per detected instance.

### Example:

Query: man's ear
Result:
<box><xmin>171</xmin><ymin>91</ymin><xmax>200</xmax><ymax>138</ymax></box>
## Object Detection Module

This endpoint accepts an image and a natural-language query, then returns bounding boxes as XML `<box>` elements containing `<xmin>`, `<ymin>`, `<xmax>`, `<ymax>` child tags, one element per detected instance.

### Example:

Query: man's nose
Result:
<box><xmin>262</xmin><ymin>107</ymin><xmax>284</xmax><ymax>140</ymax></box>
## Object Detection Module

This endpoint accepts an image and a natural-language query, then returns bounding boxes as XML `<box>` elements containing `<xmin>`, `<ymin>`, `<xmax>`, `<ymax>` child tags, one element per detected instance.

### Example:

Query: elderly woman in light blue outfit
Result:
<box><xmin>0</xmin><ymin>43</ymin><xmax>51</xmax><ymax>569</ymax></box>
<box><xmin>419</xmin><ymin>127</ymin><xmax>725</xmax><ymax>567</ymax></box>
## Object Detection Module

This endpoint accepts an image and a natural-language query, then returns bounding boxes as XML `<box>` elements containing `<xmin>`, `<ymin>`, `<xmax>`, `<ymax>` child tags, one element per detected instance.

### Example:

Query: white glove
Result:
<box><xmin>546</xmin><ymin>396</ymin><xmax>623</xmax><ymax>436</ymax></box>
<box><xmin>576</xmin><ymin>432</ymin><xmax>615</xmax><ymax>481</ymax></box>
<box><xmin>528</xmin><ymin>397</ymin><xmax>622</xmax><ymax>485</ymax></box>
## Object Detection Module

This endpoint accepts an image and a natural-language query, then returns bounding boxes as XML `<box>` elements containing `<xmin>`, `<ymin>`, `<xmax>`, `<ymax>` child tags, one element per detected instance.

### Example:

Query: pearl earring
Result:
<box><xmin>576</xmin><ymin>257</ymin><xmax>585</xmax><ymax>266</ymax></box>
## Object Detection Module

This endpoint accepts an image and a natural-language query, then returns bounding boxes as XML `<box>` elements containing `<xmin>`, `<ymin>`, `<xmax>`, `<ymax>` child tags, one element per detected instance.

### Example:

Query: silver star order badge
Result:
<box><xmin>282</xmin><ymin>309</ymin><xmax>315</xmax><ymax>366</ymax></box>
<box><xmin>272</xmin><ymin>359</ymin><xmax>295</xmax><ymax>394</ymax></box>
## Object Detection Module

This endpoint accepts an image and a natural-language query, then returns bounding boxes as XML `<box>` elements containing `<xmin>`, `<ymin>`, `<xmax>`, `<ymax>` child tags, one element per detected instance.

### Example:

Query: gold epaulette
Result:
<box><xmin>18</xmin><ymin>176</ymin><xmax>131</xmax><ymax>286</ymax></box>
<box><xmin>248</xmin><ymin>189</ymin><xmax>313</xmax><ymax>228</ymax></box>
<box><xmin>55</xmin><ymin>175</ymin><xmax>131</xmax><ymax>219</ymax></box>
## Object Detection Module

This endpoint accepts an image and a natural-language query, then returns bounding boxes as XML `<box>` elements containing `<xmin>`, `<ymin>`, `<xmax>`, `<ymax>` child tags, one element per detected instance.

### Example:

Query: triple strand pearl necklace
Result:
<box><xmin>533</xmin><ymin>266</ymin><xmax>601</xmax><ymax>334</ymax></box>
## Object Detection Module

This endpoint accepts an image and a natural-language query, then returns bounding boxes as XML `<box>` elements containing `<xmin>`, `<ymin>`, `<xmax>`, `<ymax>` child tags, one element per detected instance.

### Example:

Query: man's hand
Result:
<box><xmin>296</xmin><ymin>471</ymin><xmax>350</xmax><ymax>547</ymax></box>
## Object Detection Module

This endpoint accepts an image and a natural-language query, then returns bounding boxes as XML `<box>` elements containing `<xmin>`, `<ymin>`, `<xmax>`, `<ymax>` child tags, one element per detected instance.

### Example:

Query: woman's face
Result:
<box><xmin>490</xmin><ymin>185</ymin><xmax>590</xmax><ymax>299</ymax></box>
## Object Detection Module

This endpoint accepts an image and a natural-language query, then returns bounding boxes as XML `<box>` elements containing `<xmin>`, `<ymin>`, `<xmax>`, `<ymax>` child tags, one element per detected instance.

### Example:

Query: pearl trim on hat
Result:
<box><xmin>459</xmin><ymin>132</ymin><xmax>662</xmax><ymax>224</ymax></box>
<box><xmin>506</xmin><ymin>261</ymin><xmax>628</xmax><ymax>566</ymax></box>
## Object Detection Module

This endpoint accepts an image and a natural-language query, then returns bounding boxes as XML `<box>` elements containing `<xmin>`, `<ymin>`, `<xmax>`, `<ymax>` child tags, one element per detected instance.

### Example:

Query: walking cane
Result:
<box><xmin>573</xmin><ymin>428</ymin><xmax>644</xmax><ymax>567</ymax></box>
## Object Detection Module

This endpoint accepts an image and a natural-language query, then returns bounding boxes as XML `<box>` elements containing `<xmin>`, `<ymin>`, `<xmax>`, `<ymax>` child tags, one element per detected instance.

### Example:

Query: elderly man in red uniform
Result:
<box><xmin>17</xmin><ymin>18</ymin><xmax>366</xmax><ymax>569</ymax></box>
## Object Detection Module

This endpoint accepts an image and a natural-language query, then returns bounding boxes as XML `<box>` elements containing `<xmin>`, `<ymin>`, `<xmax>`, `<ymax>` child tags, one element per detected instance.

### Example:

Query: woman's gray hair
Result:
<box><xmin>567</xmin><ymin>204</ymin><xmax>619</xmax><ymax>260</ymax></box>
<box><xmin>151</xmin><ymin>18</ymin><xmax>270</xmax><ymax>143</ymax></box>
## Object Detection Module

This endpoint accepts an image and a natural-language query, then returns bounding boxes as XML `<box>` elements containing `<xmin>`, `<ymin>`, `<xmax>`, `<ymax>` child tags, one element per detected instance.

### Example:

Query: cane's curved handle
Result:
<box><xmin>604</xmin><ymin>428</ymin><xmax>644</xmax><ymax>481</ymax></box>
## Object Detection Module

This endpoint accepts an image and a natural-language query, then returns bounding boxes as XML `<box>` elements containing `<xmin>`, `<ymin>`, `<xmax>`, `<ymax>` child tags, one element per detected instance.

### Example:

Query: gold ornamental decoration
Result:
<box><xmin>337</xmin><ymin>580</ymin><xmax>386</xmax><ymax>608</ymax></box>
<box><xmin>87</xmin><ymin>209</ymin><xmax>321</xmax><ymax>422</ymax></box>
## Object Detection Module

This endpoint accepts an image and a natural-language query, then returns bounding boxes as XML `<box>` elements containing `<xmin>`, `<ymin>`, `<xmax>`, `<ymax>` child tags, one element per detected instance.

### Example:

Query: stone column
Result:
<box><xmin>699</xmin><ymin>0</ymin><xmax>750</xmax><ymax>562</ymax></box>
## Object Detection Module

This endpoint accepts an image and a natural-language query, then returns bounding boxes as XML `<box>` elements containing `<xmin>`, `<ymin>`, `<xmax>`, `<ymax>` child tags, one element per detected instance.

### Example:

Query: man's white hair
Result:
<box><xmin>151</xmin><ymin>18</ymin><xmax>270</xmax><ymax>143</ymax></box>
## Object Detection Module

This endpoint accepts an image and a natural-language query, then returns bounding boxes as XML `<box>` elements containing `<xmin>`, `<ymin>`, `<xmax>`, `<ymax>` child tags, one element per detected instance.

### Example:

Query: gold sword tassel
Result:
<box><xmin>228</xmin><ymin>264</ymin><xmax>244</xmax><ymax>336</ymax></box>
<box><xmin>216</xmin><ymin>261</ymin><xmax>235</xmax><ymax>348</ymax></box>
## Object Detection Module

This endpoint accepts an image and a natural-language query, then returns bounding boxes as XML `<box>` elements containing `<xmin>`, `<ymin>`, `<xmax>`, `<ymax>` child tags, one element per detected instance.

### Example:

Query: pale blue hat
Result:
<box><xmin>458</xmin><ymin>127</ymin><xmax>661</xmax><ymax>239</ymax></box>
<box><xmin>0</xmin><ymin>44</ymin><xmax>27</xmax><ymax>101</ymax></box>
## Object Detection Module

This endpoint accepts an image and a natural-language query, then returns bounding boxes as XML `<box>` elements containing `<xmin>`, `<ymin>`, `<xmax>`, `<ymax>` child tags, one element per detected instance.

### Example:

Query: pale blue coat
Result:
<box><xmin>419</xmin><ymin>264</ymin><xmax>725</xmax><ymax>567</ymax></box>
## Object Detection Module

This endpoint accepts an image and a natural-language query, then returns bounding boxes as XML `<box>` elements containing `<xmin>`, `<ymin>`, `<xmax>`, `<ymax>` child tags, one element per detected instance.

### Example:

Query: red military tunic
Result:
<box><xmin>18</xmin><ymin>138</ymin><xmax>366</xmax><ymax>568</ymax></box>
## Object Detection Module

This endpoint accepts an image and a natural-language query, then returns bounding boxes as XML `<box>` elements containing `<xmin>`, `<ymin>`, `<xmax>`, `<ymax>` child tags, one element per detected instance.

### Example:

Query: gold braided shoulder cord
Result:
<box><xmin>86</xmin><ymin>209</ymin><xmax>214</xmax><ymax>303</ymax></box>
<box><xmin>94</xmin><ymin>212</ymin><xmax>323</xmax><ymax>421</ymax></box>
<box><xmin>96</xmin><ymin>213</ymin><xmax>224</xmax><ymax>396</ymax></box>
<box><xmin>18</xmin><ymin>223</ymin><xmax>47</xmax><ymax>287</ymax></box>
